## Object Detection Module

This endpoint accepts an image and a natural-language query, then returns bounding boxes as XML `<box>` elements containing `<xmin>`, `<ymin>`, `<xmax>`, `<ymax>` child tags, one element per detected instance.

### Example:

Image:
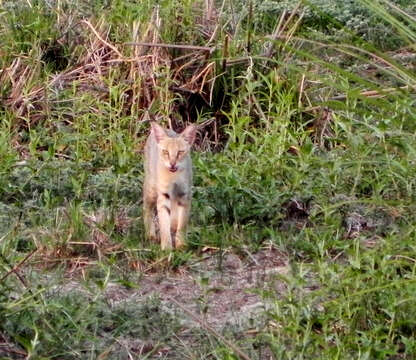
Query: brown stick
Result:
<box><xmin>247</xmin><ymin>1</ymin><xmax>253</xmax><ymax>54</ymax></box>
<box><xmin>168</xmin><ymin>296</ymin><xmax>252</xmax><ymax>360</ymax></box>
<box><xmin>222</xmin><ymin>35</ymin><xmax>229</xmax><ymax>72</ymax></box>
<box><xmin>125</xmin><ymin>42</ymin><xmax>214</xmax><ymax>53</ymax></box>
<box><xmin>251</xmin><ymin>94</ymin><xmax>268</xmax><ymax>125</ymax></box>
<box><xmin>0</xmin><ymin>345</ymin><xmax>27</xmax><ymax>357</ymax></box>
<box><xmin>0</xmin><ymin>249</ymin><xmax>37</xmax><ymax>285</ymax></box>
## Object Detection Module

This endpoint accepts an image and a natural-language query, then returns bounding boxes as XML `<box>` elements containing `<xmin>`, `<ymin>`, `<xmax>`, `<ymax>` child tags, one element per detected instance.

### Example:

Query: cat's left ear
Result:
<box><xmin>181</xmin><ymin>124</ymin><xmax>197</xmax><ymax>146</ymax></box>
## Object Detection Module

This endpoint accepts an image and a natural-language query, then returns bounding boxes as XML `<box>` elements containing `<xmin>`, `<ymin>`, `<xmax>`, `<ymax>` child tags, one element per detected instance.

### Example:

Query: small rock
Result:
<box><xmin>223</xmin><ymin>253</ymin><xmax>242</xmax><ymax>270</ymax></box>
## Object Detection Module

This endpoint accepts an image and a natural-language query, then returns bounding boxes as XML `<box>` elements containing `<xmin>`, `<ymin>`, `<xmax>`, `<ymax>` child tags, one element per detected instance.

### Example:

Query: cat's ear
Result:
<box><xmin>181</xmin><ymin>124</ymin><xmax>197</xmax><ymax>146</ymax></box>
<box><xmin>151</xmin><ymin>122</ymin><xmax>167</xmax><ymax>143</ymax></box>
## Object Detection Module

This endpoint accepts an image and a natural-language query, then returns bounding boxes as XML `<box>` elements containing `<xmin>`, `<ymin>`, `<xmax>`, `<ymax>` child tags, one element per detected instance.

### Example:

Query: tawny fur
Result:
<box><xmin>143</xmin><ymin>122</ymin><xmax>196</xmax><ymax>250</ymax></box>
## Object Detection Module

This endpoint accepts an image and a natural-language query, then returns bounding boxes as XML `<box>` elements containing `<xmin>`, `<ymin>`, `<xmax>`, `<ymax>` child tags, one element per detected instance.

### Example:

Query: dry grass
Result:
<box><xmin>1</xmin><ymin>8</ymin><xmax>219</xmax><ymax>133</ymax></box>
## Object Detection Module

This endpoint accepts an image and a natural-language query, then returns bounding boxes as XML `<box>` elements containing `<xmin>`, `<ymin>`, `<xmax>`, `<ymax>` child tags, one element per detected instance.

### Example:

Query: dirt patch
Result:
<box><xmin>105</xmin><ymin>247</ymin><xmax>290</xmax><ymax>330</ymax></box>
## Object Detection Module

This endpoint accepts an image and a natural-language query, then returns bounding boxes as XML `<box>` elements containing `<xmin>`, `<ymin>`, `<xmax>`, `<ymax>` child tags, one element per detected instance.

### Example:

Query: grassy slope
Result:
<box><xmin>1</xmin><ymin>0</ymin><xmax>416</xmax><ymax>359</ymax></box>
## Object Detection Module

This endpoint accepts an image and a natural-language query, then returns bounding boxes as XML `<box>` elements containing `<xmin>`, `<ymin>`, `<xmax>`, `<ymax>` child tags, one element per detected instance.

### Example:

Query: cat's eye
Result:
<box><xmin>162</xmin><ymin>150</ymin><xmax>169</xmax><ymax>156</ymax></box>
<box><xmin>177</xmin><ymin>151</ymin><xmax>184</xmax><ymax>156</ymax></box>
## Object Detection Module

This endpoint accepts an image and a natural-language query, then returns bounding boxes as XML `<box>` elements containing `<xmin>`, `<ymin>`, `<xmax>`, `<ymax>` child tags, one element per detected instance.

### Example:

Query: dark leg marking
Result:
<box><xmin>173</xmin><ymin>183</ymin><xmax>186</xmax><ymax>199</ymax></box>
<box><xmin>163</xmin><ymin>205</ymin><xmax>171</xmax><ymax>215</ymax></box>
<box><xmin>171</xmin><ymin>230</ymin><xmax>177</xmax><ymax>248</ymax></box>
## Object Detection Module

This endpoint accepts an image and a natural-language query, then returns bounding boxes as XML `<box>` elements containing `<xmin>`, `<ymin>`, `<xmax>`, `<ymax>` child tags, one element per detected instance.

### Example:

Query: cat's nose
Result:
<box><xmin>169</xmin><ymin>164</ymin><xmax>178</xmax><ymax>172</ymax></box>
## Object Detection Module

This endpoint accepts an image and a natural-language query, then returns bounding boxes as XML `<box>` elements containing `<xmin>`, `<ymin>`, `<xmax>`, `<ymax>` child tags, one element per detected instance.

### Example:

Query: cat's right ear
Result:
<box><xmin>151</xmin><ymin>122</ymin><xmax>166</xmax><ymax>143</ymax></box>
<box><xmin>181</xmin><ymin>124</ymin><xmax>197</xmax><ymax>146</ymax></box>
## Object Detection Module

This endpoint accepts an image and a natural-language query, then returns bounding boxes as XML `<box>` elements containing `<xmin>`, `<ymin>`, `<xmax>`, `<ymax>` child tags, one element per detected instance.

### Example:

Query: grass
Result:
<box><xmin>1</xmin><ymin>0</ymin><xmax>416</xmax><ymax>358</ymax></box>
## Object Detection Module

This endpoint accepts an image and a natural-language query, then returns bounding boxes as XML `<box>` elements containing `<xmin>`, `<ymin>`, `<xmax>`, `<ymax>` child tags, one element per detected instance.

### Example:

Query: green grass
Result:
<box><xmin>1</xmin><ymin>0</ymin><xmax>416</xmax><ymax>358</ymax></box>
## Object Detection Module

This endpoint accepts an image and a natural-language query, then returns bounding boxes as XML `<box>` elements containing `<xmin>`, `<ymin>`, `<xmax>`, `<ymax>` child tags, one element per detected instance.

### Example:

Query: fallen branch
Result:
<box><xmin>0</xmin><ymin>249</ymin><xmax>37</xmax><ymax>285</ymax></box>
<box><xmin>125</xmin><ymin>42</ymin><xmax>214</xmax><ymax>53</ymax></box>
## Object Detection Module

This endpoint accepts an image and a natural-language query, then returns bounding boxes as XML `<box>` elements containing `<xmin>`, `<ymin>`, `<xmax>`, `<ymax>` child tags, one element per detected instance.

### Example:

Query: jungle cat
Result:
<box><xmin>143</xmin><ymin>122</ymin><xmax>197</xmax><ymax>250</ymax></box>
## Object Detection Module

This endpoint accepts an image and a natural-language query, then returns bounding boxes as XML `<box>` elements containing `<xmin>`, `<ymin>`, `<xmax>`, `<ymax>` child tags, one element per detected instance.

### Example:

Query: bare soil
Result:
<box><xmin>106</xmin><ymin>247</ymin><xmax>290</xmax><ymax>330</ymax></box>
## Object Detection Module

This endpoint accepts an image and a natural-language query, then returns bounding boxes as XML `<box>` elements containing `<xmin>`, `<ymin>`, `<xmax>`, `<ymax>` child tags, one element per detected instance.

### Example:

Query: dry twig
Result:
<box><xmin>0</xmin><ymin>249</ymin><xmax>37</xmax><ymax>285</ymax></box>
<box><xmin>168</xmin><ymin>296</ymin><xmax>252</xmax><ymax>360</ymax></box>
<box><xmin>125</xmin><ymin>42</ymin><xmax>214</xmax><ymax>53</ymax></box>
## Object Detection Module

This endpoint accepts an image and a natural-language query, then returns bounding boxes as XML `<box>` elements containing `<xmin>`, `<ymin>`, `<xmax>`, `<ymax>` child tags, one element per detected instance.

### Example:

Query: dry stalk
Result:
<box><xmin>3</xmin><ymin>6</ymin><xmax>221</xmax><ymax>132</ymax></box>
<box><xmin>298</xmin><ymin>73</ymin><xmax>306</xmax><ymax>108</ymax></box>
<box><xmin>168</xmin><ymin>296</ymin><xmax>253</xmax><ymax>360</ymax></box>
<box><xmin>0</xmin><ymin>249</ymin><xmax>37</xmax><ymax>285</ymax></box>
<box><xmin>125</xmin><ymin>42</ymin><xmax>213</xmax><ymax>52</ymax></box>
<box><xmin>263</xmin><ymin>2</ymin><xmax>303</xmax><ymax>60</ymax></box>
<box><xmin>206</xmin><ymin>0</ymin><xmax>226</xmax><ymax>45</ymax></box>
<box><xmin>82</xmin><ymin>20</ymin><xmax>123</xmax><ymax>58</ymax></box>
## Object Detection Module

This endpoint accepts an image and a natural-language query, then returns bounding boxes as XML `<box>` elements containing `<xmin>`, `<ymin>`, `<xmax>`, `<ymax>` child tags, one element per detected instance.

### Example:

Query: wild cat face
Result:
<box><xmin>151</xmin><ymin>122</ymin><xmax>196</xmax><ymax>173</ymax></box>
